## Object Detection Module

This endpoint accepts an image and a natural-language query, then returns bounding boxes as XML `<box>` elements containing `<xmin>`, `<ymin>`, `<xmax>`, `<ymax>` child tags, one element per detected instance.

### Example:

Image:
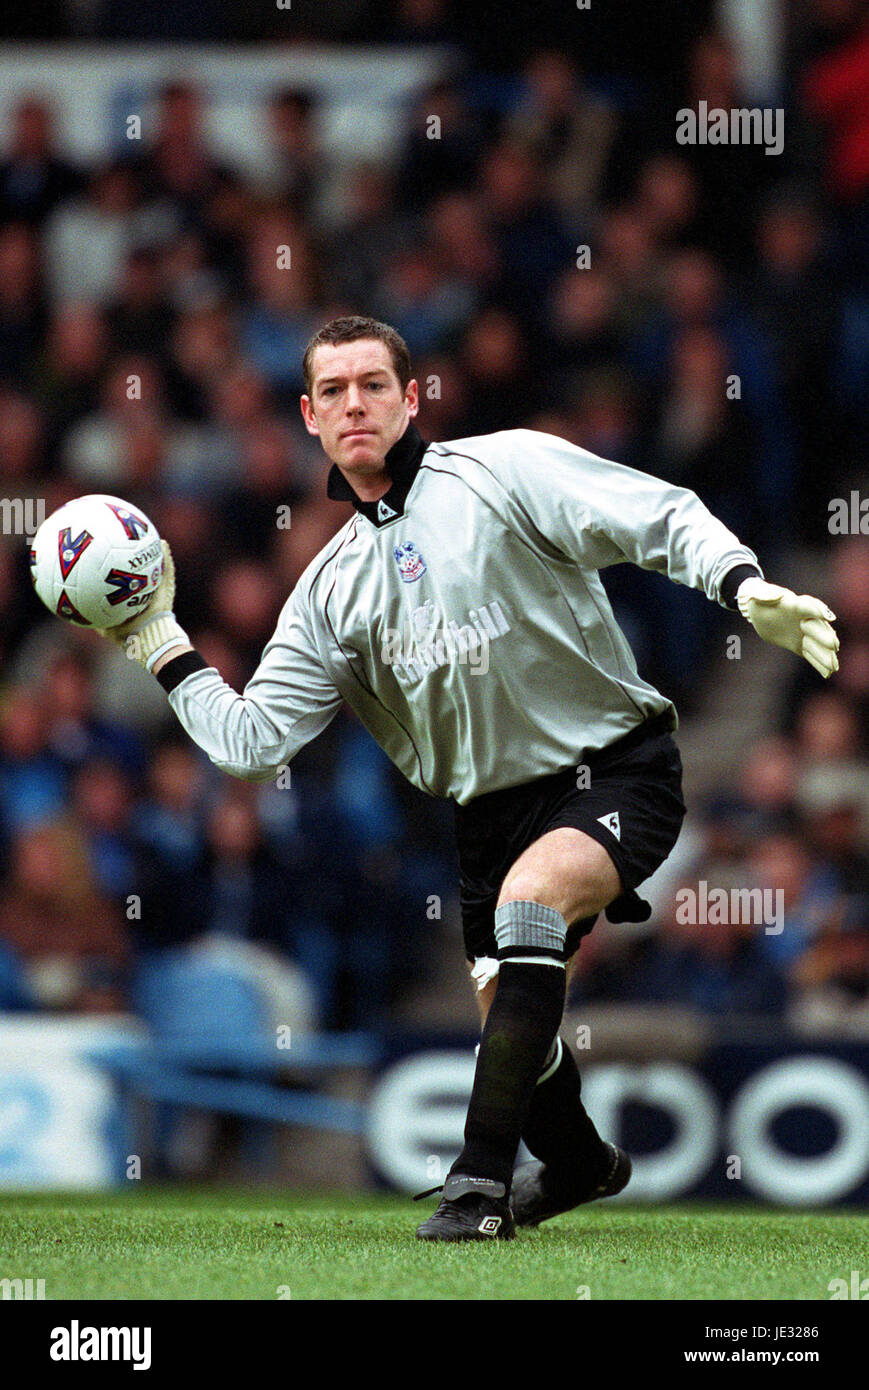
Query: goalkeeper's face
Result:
<box><xmin>300</xmin><ymin>339</ymin><xmax>419</xmax><ymax>488</ymax></box>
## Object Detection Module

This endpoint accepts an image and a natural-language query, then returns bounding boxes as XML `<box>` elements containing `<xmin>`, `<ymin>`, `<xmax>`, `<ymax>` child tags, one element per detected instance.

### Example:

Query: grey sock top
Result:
<box><xmin>494</xmin><ymin>899</ymin><xmax>568</xmax><ymax>954</ymax></box>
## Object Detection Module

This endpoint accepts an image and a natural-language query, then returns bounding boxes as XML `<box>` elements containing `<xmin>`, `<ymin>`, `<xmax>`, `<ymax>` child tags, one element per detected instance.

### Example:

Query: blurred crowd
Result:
<box><xmin>0</xmin><ymin>5</ymin><xmax>867</xmax><ymax>1032</ymax></box>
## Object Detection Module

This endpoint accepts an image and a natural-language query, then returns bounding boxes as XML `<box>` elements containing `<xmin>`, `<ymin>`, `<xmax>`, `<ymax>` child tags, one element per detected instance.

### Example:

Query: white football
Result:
<box><xmin>29</xmin><ymin>494</ymin><xmax>164</xmax><ymax>629</ymax></box>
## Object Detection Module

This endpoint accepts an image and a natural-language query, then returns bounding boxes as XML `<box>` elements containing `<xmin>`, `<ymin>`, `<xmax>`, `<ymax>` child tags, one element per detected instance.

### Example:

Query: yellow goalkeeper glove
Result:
<box><xmin>736</xmin><ymin>577</ymin><xmax>839</xmax><ymax>678</ymax></box>
<box><xmin>97</xmin><ymin>539</ymin><xmax>189</xmax><ymax>672</ymax></box>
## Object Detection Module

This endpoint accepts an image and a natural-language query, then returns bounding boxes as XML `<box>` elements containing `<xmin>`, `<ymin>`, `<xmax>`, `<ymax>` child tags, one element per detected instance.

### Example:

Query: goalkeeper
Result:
<box><xmin>103</xmin><ymin>315</ymin><xmax>839</xmax><ymax>1242</ymax></box>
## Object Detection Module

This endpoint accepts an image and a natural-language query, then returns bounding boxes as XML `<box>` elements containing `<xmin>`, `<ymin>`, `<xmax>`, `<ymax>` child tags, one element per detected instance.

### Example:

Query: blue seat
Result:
<box><xmin>132</xmin><ymin>950</ymin><xmax>267</xmax><ymax>1042</ymax></box>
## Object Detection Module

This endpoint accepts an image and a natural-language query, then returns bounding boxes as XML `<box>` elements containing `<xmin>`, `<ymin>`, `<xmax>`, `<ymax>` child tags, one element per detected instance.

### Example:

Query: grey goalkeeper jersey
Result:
<box><xmin>164</xmin><ymin>423</ymin><xmax>761</xmax><ymax>803</ymax></box>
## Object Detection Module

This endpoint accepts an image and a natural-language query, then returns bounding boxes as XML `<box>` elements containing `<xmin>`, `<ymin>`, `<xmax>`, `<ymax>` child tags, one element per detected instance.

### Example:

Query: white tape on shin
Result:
<box><xmin>470</xmin><ymin>956</ymin><xmax>500</xmax><ymax>992</ymax></box>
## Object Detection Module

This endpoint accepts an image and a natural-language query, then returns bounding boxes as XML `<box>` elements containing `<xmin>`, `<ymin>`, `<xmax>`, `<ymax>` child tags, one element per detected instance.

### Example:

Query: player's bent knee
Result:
<box><xmin>498</xmin><ymin>869</ymin><xmax>614</xmax><ymax>927</ymax></box>
<box><xmin>498</xmin><ymin>873</ymin><xmax>547</xmax><ymax>908</ymax></box>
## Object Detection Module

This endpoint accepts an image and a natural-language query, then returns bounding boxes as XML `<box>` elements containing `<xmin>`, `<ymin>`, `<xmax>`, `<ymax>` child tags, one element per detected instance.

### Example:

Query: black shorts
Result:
<box><xmin>454</xmin><ymin>712</ymin><xmax>687</xmax><ymax>961</ymax></box>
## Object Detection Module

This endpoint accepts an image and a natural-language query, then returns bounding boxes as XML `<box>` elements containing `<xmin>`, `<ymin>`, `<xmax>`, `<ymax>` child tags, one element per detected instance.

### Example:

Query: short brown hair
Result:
<box><xmin>302</xmin><ymin>315</ymin><xmax>411</xmax><ymax>394</ymax></box>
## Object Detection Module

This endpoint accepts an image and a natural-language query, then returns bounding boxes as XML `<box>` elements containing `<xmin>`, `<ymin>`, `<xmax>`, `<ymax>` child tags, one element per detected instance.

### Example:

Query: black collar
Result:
<box><xmin>326</xmin><ymin>421</ymin><xmax>428</xmax><ymax>527</ymax></box>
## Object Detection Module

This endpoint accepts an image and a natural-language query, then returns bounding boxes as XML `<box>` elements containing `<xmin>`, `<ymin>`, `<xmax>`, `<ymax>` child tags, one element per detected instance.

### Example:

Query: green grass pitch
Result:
<box><xmin>1</xmin><ymin>1190</ymin><xmax>865</xmax><ymax>1300</ymax></box>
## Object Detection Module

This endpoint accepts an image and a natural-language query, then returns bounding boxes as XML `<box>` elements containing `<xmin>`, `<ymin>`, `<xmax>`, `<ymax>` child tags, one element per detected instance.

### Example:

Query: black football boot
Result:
<box><xmin>510</xmin><ymin>1142</ymin><xmax>631</xmax><ymax>1228</ymax></box>
<box><xmin>415</xmin><ymin>1174</ymin><xmax>516</xmax><ymax>1242</ymax></box>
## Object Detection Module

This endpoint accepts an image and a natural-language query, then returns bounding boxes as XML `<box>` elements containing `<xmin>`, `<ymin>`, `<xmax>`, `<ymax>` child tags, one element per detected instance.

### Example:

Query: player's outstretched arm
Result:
<box><xmin>736</xmin><ymin>577</ymin><xmax>839</xmax><ymax>678</ymax></box>
<box><xmin>96</xmin><ymin>540</ymin><xmax>191</xmax><ymax>672</ymax></box>
<box><xmin>97</xmin><ymin>537</ymin><xmax>343</xmax><ymax>782</ymax></box>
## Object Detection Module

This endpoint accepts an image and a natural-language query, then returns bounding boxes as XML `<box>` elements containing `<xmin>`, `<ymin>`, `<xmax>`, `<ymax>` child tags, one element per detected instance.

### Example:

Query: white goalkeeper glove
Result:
<box><xmin>98</xmin><ymin>539</ymin><xmax>190</xmax><ymax>673</ymax></box>
<box><xmin>736</xmin><ymin>577</ymin><xmax>839</xmax><ymax>678</ymax></box>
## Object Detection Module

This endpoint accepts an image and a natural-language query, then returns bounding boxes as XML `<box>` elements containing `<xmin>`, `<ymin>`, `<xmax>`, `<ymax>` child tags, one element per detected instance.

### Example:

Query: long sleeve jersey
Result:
<box><xmin>159</xmin><ymin>422</ymin><xmax>761</xmax><ymax>804</ymax></box>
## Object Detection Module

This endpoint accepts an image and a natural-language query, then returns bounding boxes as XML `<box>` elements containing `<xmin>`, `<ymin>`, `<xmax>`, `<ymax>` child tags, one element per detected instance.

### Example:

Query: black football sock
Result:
<box><xmin>452</xmin><ymin>960</ymin><xmax>566</xmax><ymax>1190</ymax></box>
<box><xmin>521</xmin><ymin>1036</ymin><xmax>611</xmax><ymax>1183</ymax></box>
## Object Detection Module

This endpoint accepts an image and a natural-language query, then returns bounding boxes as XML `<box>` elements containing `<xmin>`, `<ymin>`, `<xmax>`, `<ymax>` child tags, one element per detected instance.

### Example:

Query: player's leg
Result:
<box><xmin>502</xmin><ymin>732</ymin><xmax>685</xmax><ymax>1224</ymax></box>
<box><xmin>461</xmin><ymin>822</ymin><xmax>631</xmax><ymax>1228</ymax></box>
<box><xmin>482</xmin><ymin>833</ymin><xmax>619</xmax><ymax>1177</ymax></box>
<box><xmin>417</xmin><ymin>827</ymin><xmax>619</xmax><ymax>1241</ymax></box>
<box><xmin>418</xmin><ymin>730</ymin><xmax>684</xmax><ymax>1239</ymax></box>
<box><xmin>461</xmin><ymin>830</ymin><xmax>629</xmax><ymax>1222</ymax></box>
